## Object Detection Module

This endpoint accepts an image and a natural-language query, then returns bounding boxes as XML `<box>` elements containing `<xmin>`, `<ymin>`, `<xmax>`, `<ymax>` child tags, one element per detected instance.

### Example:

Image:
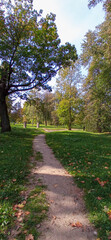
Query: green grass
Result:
<box><xmin>39</xmin><ymin>124</ymin><xmax>82</xmax><ymax>130</ymax></box>
<box><xmin>35</xmin><ymin>152</ymin><xmax>43</xmax><ymax>162</ymax></box>
<box><xmin>0</xmin><ymin>125</ymin><xmax>47</xmax><ymax>239</ymax></box>
<box><xmin>46</xmin><ymin>130</ymin><xmax>111</xmax><ymax>240</ymax></box>
<box><xmin>17</xmin><ymin>185</ymin><xmax>48</xmax><ymax>240</ymax></box>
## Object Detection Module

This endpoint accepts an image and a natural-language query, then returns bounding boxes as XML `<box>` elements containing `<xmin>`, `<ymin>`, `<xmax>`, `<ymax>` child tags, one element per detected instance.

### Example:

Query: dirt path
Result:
<box><xmin>33</xmin><ymin>134</ymin><xmax>97</xmax><ymax>240</ymax></box>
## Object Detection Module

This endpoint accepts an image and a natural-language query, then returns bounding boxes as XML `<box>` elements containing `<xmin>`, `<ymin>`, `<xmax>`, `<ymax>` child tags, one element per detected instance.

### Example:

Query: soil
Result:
<box><xmin>33</xmin><ymin>134</ymin><xmax>97</xmax><ymax>240</ymax></box>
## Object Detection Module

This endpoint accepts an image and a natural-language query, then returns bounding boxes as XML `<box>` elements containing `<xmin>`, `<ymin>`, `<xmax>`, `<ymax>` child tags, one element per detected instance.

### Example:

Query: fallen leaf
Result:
<box><xmin>95</xmin><ymin>178</ymin><xmax>108</xmax><ymax>187</ymax></box>
<box><xmin>97</xmin><ymin>196</ymin><xmax>102</xmax><ymax>200</ymax></box>
<box><xmin>71</xmin><ymin>221</ymin><xmax>83</xmax><ymax>228</ymax></box>
<box><xmin>25</xmin><ymin>211</ymin><xmax>30</xmax><ymax>215</ymax></box>
<box><xmin>22</xmin><ymin>200</ymin><xmax>26</xmax><ymax>205</ymax></box>
<box><xmin>30</xmin><ymin>194</ymin><xmax>38</xmax><ymax>199</ymax></box>
<box><xmin>68</xmin><ymin>163</ymin><xmax>73</xmax><ymax>166</ymax></box>
<box><xmin>25</xmin><ymin>234</ymin><xmax>34</xmax><ymax>240</ymax></box>
<box><xmin>13</xmin><ymin>204</ymin><xmax>18</xmax><ymax>209</ymax></box>
<box><xmin>108</xmin><ymin>232</ymin><xmax>111</xmax><ymax>239</ymax></box>
<box><xmin>107</xmin><ymin>210</ymin><xmax>111</xmax><ymax>220</ymax></box>
<box><xmin>12</xmin><ymin>179</ymin><xmax>16</xmax><ymax>182</ymax></box>
<box><xmin>17</xmin><ymin>203</ymin><xmax>25</xmax><ymax>209</ymax></box>
<box><xmin>15</xmin><ymin>209</ymin><xmax>23</xmax><ymax>218</ymax></box>
<box><xmin>18</xmin><ymin>216</ymin><xmax>23</xmax><ymax>222</ymax></box>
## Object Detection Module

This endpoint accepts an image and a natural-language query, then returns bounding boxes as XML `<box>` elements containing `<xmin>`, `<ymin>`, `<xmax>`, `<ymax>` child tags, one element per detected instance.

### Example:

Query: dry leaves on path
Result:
<box><xmin>70</xmin><ymin>221</ymin><xmax>83</xmax><ymax>228</ymax></box>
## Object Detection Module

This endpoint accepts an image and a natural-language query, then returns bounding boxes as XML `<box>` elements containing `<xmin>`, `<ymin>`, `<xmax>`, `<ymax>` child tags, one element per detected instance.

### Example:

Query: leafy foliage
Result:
<box><xmin>23</xmin><ymin>90</ymin><xmax>55</xmax><ymax>126</ymax></box>
<box><xmin>0</xmin><ymin>0</ymin><xmax>77</xmax><ymax>132</ymax></box>
<box><xmin>88</xmin><ymin>0</ymin><xmax>111</xmax><ymax>12</ymax></box>
<box><xmin>0</xmin><ymin>0</ymin><xmax>77</xmax><ymax>96</ymax></box>
<box><xmin>80</xmin><ymin>13</ymin><xmax>111</xmax><ymax>132</ymax></box>
<box><xmin>55</xmin><ymin>64</ymin><xmax>83</xmax><ymax>130</ymax></box>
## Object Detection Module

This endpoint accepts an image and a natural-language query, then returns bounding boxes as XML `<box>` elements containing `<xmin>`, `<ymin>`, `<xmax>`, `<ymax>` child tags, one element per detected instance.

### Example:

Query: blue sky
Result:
<box><xmin>34</xmin><ymin>0</ymin><xmax>105</xmax><ymax>55</ymax></box>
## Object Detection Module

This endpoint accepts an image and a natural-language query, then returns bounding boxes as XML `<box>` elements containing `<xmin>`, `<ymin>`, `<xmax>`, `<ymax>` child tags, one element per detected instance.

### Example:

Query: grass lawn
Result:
<box><xmin>0</xmin><ymin>125</ymin><xmax>48</xmax><ymax>239</ymax></box>
<box><xmin>39</xmin><ymin>124</ymin><xmax>82</xmax><ymax>130</ymax></box>
<box><xmin>46</xmin><ymin>130</ymin><xmax>111</xmax><ymax>240</ymax></box>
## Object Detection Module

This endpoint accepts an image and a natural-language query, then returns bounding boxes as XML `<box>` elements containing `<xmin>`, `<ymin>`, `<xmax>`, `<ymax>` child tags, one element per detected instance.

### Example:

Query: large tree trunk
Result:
<box><xmin>0</xmin><ymin>84</ymin><xmax>11</xmax><ymax>133</ymax></box>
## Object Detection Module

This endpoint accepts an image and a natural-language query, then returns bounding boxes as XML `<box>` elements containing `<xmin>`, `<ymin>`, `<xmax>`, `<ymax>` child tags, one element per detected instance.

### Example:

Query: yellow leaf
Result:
<box><xmin>17</xmin><ymin>204</ymin><xmax>24</xmax><ymax>209</ymax></box>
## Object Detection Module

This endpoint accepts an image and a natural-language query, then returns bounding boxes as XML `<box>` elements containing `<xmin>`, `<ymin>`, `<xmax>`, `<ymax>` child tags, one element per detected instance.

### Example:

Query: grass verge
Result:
<box><xmin>46</xmin><ymin>130</ymin><xmax>111</xmax><ymax>240</ymax></box>
<box><xmin>16</xmin><ymin>185</ymin><xmax>48</xmax><ymax>240</ymax></box>
<box><xmin>0</xmin><ymin>125</ymin><xmax>47</xmax><ymax>239</ymax></box>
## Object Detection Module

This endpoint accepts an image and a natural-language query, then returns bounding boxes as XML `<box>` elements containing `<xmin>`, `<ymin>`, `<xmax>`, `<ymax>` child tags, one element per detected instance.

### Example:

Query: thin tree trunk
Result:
<box><xmin>97</xmin><ymin>118</ymin><xmax>102</xmax><ymax>133</ymax></box>
<box><xmin>45</xmin><ymin>119</ymin><xmax>47</xmax><ymax>126</ymax></box>
<box><xmin>68</xmin><ymin>105</ymin><xmax>72</xmax><ymax>130</ymax></box>
<box><xmin>0</xmin><ymin>84</ymin><xmax>11</xmax><ymax>133</ymax></box>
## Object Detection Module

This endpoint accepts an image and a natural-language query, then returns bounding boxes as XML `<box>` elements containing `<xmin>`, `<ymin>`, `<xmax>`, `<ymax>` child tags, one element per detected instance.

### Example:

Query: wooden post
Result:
<box><xmin>23</xmin><ymin>121</ymin><xmax>27</xmax><ymax>128</ymax></box>
<box><xmin>37</xmin><ymin>122</ymin><xmax>39</xmax><ymax>128</ymax></box>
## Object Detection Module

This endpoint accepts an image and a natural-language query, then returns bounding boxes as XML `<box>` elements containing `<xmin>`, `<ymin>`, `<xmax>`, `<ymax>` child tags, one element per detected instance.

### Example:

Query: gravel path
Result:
<box><xmin>33</xmin><ymin>134</ymin><xmax>97</xmax><ymax>240</ymax></box>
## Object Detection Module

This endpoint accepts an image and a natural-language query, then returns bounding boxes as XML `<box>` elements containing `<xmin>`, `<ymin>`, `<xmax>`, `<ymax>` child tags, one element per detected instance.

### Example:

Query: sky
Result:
<box><xmin>33</xmin><ymin>0</ymin><xmax>105</xmax><ymax>89</ymax></box>
<box><xmin>33</xmin><ymin>0</ymin><xmax>105</xmax><ymax>55</ymax></box>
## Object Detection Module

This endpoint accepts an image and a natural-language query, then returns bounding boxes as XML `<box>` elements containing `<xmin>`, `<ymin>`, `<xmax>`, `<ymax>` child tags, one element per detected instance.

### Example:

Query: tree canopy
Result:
<box><xmin>0</xmin><ymin>0</ymin><xmax>77</xmax><ymax>132</ymax></box>
<box><xmin>55</xmin><ymin>63</ymin><xmax>82</xmax><ymax>130</ymax></box>
<box><xmin>80</xmin><ymin>7</ymin><xmax>111</xmax><ymax>132</ymax></box>
<box><xmin>88</xmin><ymin>0</ymin><xmax>111</xmax><ymax>12</ymax></box>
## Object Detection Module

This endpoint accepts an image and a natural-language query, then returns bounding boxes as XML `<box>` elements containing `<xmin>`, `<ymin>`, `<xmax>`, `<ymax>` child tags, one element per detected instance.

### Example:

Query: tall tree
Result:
<box><xmin>42</xmin><ymin>92</ymin><xmax>55</xmax><ymax>126</ymax></box>
<box><xmin>55</xmin><ymin>63</ymin><xmax>82</xmax><ymax>130</ymax></box>
<box><xmin>0</xmin><ymin>0</ymin><xmax>77</xmax><ymax>132</ymax></box>
<box><xmin>80</xmin><ymin>15</ymin><xmax>111</xmax><ymax>132</ymax></box>
<box><xmin>23</xmin><ymin>90</ymin><xmax>43</xmax><ymax>125</ymax></box>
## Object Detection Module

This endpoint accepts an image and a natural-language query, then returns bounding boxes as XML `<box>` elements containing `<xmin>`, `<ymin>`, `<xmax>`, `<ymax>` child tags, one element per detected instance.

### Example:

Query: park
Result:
<box><xmin>0</xmin><ymin>124</ymin><xmax>111</xmax><ymax>239</ymax></box>
<box><xmin>0</xmin><ymin>0</ymin><xmax>111</xmax><ymax>239</ymax></box>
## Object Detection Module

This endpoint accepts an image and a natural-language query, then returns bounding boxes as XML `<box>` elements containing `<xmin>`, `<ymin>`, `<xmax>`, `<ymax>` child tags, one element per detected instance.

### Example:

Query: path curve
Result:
<box><xmin>33</xmin><ymin>134</ymin><xmax>96</xmax><ymax>240</ymax></box>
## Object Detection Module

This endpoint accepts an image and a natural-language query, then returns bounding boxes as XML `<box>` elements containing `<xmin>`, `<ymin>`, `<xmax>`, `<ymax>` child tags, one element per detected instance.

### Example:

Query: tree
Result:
<box><xmin>88</xmin><ymin>0</ymin><xmax>111</xmax><ymax>12</ymax></box>
<box><xmin>55</xmin><ymin>63</ymin><xmax>82</xmax><ymax>130</ymax></box>
<box><xmin>80</xmin><ymin>15</ymin><xmax>111</xmax><ymax>132</ymax></box>
<box><xmin>10</xmin><ymin>101</ymin><xmax>23</xmax><ymax>123</ymax></box>
<box><xmin>23</xmin><ymin>90</ymin><xmax>43</xmax><ymax>125</ymax></box>
<box><xmin>0</xmin><ymin>0</ymin><xmax>77</xmax><ymax>132</ymax></box>
<box><xmin>23</xmin><ymin>90</ymin><xmax>56</xmax><ymax>126</ymax></box>
<box><xmin>42</xmin><ymin>91</ymin><xmax>55</xmax><ymax>126</ymax></box>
